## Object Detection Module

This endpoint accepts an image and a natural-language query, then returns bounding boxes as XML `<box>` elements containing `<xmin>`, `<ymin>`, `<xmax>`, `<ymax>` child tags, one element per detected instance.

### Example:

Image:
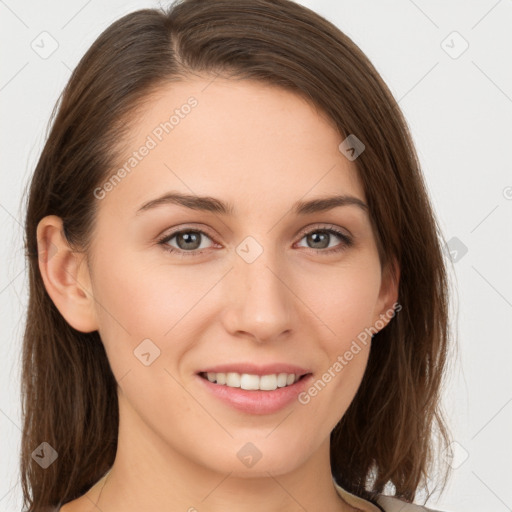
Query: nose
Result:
<box><xmin>220</xmin><ymin>243</ymin><xmax>296</xmax><ymax>344</ymax></box>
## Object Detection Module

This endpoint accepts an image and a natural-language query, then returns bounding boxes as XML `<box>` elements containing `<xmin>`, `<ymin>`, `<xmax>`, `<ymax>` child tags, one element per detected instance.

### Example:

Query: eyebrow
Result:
<box><xmin>135</xmin><ymin>191</ymin><xmax>368</xmax><ymax>216</ymax></box>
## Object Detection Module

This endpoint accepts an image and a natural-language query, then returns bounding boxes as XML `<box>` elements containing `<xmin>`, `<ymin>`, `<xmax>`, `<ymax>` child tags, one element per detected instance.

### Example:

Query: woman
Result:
<box><xmin>21</xmin><ymin>0</ymin><xmax>452</xmax><ymax>511</ymax></box>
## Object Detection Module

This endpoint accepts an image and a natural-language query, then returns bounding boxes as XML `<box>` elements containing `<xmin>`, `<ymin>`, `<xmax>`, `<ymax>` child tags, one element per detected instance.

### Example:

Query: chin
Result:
<box><xmin>204</xmin><ymin>444</ymin><xmax>307</xmax><ymax>478</ymax></box>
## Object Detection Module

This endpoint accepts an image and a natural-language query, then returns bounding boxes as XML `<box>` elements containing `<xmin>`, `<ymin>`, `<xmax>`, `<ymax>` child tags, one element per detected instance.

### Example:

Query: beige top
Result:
<box><xmin>333</xmin><ymin>478</ymin><xmax>443</xmax><ymax>512</ymax></box>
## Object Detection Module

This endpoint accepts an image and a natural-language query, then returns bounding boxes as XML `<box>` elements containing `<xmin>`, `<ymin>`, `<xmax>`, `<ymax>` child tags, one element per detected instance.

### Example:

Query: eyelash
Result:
<box><xmin>156</xmin><ymin>224</ymin><xmax>353</xmax><ymax>258</ymax></box>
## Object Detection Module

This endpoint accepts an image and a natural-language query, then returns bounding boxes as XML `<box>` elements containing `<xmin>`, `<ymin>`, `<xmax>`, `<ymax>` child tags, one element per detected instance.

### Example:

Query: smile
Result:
<box><xmin>197</xmin><ymin>371</ymin><xmax>314</xmax><ymax>415</ymax></box>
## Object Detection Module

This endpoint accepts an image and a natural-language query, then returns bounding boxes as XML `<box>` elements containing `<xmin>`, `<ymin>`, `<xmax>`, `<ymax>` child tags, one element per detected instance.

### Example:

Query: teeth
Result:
<box><xmin>204</xmin><ymin>372</ymin><xmax>301</xmax><ymax>390</ymax></box>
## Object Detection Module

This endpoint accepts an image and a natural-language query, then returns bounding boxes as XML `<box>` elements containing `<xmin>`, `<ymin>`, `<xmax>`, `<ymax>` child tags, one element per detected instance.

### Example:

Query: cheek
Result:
<box><xmin>91</xmin><ymin>242</ymin><xmax>172</xmax><ymax>335</ymax></box>
<box><xmin>89</xmin><ymin>252</ymin><xmax>205</xmax><ymax>426</ymax></box>
<box><xmin>89</xmin><ymin>245</ymin><xmax>217</xmax><ymax>381</ymax></box>
<box><xmin>295</xmin><ymin>261</ymin><xmax>380</xmax><ymax>421</ymax></box>
<box><xmin>304</xmin><ymin>258</ymin><xmax>382</xmax><ymax>344</ymax></box>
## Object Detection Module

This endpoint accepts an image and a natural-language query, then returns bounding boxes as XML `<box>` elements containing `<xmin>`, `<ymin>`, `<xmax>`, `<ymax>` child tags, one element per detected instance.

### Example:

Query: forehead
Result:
<box><xmin>98</xmin><ymin>77</ymin><xmax>365</xmax><ymax>217</ymax></box>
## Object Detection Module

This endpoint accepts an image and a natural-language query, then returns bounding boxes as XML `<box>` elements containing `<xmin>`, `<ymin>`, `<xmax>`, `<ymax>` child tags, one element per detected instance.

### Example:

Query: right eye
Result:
<box><xmin>157</xmin><ymin>228</ymin><xmax>217</xmax><ymax>257</ymax></box>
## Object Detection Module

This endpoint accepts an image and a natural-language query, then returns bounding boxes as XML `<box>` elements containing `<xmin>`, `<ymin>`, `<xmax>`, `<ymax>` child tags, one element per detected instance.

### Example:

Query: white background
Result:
<box><xmin>1</xmin><ymin>1</ymin><xmax>511</xmax><ymax>511</ymax></box>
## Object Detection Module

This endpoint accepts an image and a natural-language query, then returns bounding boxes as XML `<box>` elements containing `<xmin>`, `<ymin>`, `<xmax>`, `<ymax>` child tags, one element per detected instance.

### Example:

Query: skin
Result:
<box><xmin>37</xmin><ymin>76</ymin><xmax>399</xmax><ymax>512</ymax></box>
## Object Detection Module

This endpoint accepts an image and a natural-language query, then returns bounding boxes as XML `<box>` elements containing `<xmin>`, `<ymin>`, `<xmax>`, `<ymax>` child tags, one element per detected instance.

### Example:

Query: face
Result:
<box><xmin>69</xmin><ymin>77</ymin><xmax>398</xmax><ymax>478</ymax></box>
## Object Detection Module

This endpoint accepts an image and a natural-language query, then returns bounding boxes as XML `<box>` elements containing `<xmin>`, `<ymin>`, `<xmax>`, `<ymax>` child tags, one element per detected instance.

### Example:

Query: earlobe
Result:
<box><xmin>36</xmin><ymin>215</ymin><xmax>99</xmax><ymax>333</ymax></box>
<box><xmin>373</xmin><ymin>257</ymin><xmax>401</xmax><ymax>331</ymax></box>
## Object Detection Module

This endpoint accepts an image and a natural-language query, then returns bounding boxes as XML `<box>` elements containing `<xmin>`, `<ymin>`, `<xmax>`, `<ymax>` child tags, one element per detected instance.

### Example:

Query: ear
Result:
<box><xmin>371</xmin><ymin>256</ymin><xmax>400</xmax><ymax>331</ymax></box>
<box><xmin>36</xmin><ymin>215</ymin><xmax>99</xmax><ymax>333</ymax></box>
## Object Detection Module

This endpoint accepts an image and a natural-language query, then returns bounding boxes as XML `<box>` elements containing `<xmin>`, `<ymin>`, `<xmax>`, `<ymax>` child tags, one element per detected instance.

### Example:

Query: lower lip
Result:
<box><xmin>196</xmin><ymin>373</ymin><xmax>313</xmax><ymax>415</ymax></box>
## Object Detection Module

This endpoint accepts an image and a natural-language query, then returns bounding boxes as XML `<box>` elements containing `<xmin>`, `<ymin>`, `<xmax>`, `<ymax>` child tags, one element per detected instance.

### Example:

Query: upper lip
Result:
<box><xmin>197</xmin><ymin>363</ymin><xmax>311</xmax><ymax>376</ymax></box>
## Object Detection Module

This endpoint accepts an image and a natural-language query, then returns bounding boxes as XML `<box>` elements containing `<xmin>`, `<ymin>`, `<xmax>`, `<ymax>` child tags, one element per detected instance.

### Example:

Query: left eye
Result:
<box><xmin>158</xmin><ymin>226</ymin><xmax>352</xmax><ymax>257</ymax></box>
<box><xmin>296</xmin><ymin>228</ymin><xmax>352</xmax><ymax>252</ymax></box>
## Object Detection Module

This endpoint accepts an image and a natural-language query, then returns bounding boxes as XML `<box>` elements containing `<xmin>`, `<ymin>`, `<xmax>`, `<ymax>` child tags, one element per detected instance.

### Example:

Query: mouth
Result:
<box><xmin>196</xmin><ymin>370</ymin><xmax>314</xmax><ymax>415</ymax></box>
<box><xmin>198</xmin><ymin>371</ymin><xmax>311</xmax><ymax>391</ymax></box>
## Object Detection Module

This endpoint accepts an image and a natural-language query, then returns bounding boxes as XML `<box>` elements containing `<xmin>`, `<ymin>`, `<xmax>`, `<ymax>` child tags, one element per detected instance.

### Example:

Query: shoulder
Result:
<box><xmin>332</xmin><ymin>477</ymin><xmax>445</xmax><ymax>512</ymax></box>
<box><xmin>57</xmin><ymin>472</ymin><xmax>108</xmax><ymax>512</ymax></box>
<box><xmin>377</xmin><ymin>494</ymin><xmax>447</xmax><ymax>512</ymax></box>
<box><xmin>57</xmin><ymin>495</ymin><xmax>93</xmax><ymax>512</ymax></box>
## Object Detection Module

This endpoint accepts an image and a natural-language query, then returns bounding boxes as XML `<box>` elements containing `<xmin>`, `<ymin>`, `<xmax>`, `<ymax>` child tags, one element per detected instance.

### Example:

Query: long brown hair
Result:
<box><xmin>21</xmin><ymin>0</ymin><xmax>453</xmax><ymax>509</ymax></box>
